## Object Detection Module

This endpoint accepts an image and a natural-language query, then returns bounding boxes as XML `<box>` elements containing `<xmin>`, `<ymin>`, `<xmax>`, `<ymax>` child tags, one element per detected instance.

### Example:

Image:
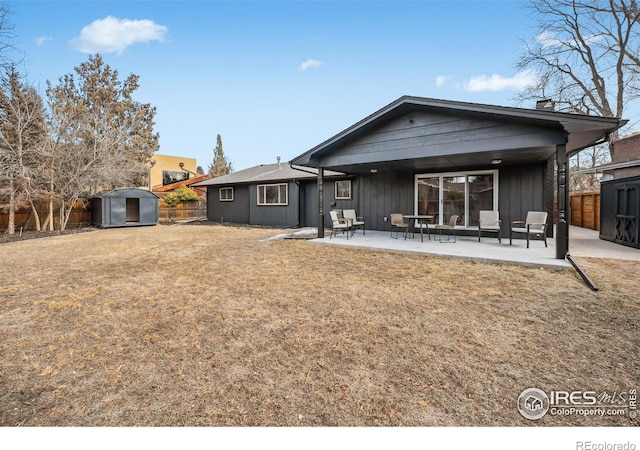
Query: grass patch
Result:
<box><xmin>0</xmin><ymin>223</ymin><xmax>638</xmax><ymax>426</ymax></box>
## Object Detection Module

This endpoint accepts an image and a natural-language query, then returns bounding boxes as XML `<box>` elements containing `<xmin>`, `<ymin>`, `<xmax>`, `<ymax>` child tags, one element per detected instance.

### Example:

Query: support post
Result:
<box><xmin>317</xmin><ymin>167</ymin><xmax>324</xmax><ymax>238</ymax></box>
<box><xmin>556</xmin><ymin>144</ymin><xmax>569</xmax><ymax>258</ymax></box>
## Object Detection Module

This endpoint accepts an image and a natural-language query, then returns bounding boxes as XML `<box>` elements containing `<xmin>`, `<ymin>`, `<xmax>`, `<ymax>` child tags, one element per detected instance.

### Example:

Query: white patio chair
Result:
<box><xmin>342</xmin><ymin>209</ymin><xmax>365</xmax><ymax>235</ymax></box>
<box><xmin>478</xmin><ymin>210</ymin><xmax>501</xmax><ymax>243</ymax></box>
<box><xmin>510</xmin><ymin>211</ymin><xmax>548</xmax><ymax>248</ymax></box>
<box><xmin>329</xmin><ymin>210</ymin><xmax>352</xmax><ymax>239</ymax></box>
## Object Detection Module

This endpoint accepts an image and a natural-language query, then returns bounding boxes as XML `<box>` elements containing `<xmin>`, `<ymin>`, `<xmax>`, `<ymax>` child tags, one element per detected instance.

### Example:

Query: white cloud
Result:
<box><xmin>35</xmin><ymin>36</ymin><xmax>53</xmax><ymax>47</ymax></box>
<box><xmin>299</xmin><ymin>59</ymin><xmax>322</xmax><ymax>71</ymax></box>
<box><xmin>536</xmin><ymin>29</ymin><xmax>602</xmax><ymax>49</ymax></box>
<box><xmin>463</xmin><ymin>70</ymin><xmax>538</xmax><ymax>93</ymax></box>
<box><xmin>69</xmin><ymin>16</ymin><xmax>168</xmax><ymax>54</ymax></box>
<box><xmin>435</xmin><ymin>75</ymin><xmax>448</xmax><ymax>88</ymax></box>
<box><xmin>536</xmin><ymin>30</ymin><xmax>563</xmax><ymax>48</ymax></box>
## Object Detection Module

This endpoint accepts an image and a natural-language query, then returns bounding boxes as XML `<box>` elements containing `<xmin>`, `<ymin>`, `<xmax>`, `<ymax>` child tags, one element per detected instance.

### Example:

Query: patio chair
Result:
<box><xmin>510</xmin><ymin>211</ymin><xmax>548</xmax><ymax>248</ymax></box>
<box><xmin>478</xmin><ymin>210</ymin><xmax>501</xmax><ymax>243</ymax></box>
<box><xmin>343</xmin><ymin>209</ymin><xmax>365</xmax><ymax>235</ymax></box>
<box><xmin>390</xmin><ymin>213</ymin><xmax>409</xmax><ymax>239</ymax></box>
<box><xmin>329</xmin><ymin>210</ymin><xmax>352</xmax><ymax>239</ymax></box>
<box><xmin>434</xmin><ymin>214</ymin><xmax>459</xmax><ymax>242</ymax></box>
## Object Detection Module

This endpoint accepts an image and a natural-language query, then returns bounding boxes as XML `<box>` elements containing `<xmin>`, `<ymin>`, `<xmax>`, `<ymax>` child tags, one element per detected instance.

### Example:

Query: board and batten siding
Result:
<box><xmin>248</xmin><ymin>182</ymin><xmax>299</xmax><ymax>228</ymax></box>
<box><xmin>319</xmin><ymin>110</ymin><xmax>564</xmax><ymax>168</ymax></box>
<box><xmin>207</xmin><ymin>185</ymin><xmax>250</xmax><ymax>224</ymax></box>
<box><xmin>497</xmin><ymin>161</ymin><xmax>551</xmax><ymax>238</ymax></box>
<box><xmin>303</xmin><ymin>163</ymin><xmax>550</xmax><ymax>235</ymax></box>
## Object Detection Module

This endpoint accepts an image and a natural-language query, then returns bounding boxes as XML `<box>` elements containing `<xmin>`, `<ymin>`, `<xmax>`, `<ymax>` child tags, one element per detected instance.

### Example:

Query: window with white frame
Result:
<box><xmin>335</xmin><ymin>180</ymin><xmax>351</xmax><ymax>199</ymax></box>
<box><xmin>257</xmin><ymin>183</ymin><xmax>288</xmax><ymax>205</ymax></box>
<box><xmin>219</xmin><ymin>187</ymin><xmax>234</xmax><ymax>201</ymax></box>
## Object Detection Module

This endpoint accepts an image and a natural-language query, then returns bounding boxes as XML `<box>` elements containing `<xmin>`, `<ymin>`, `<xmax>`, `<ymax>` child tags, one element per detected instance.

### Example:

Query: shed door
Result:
<box><xmin>614</xmin><ymin>183</ymin><xmax>639</xmax><ymax>248</ymax></box>
<box><xmin>126</xmin><ymin>198</ymin><xmax>140</xmax><ymax>223</ymax></box>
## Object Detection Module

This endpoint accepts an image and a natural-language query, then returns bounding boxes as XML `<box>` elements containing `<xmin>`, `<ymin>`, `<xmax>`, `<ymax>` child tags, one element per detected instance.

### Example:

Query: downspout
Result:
<box><xmin>561</xmin><ymin>134</ymin><xmax>611</xmax><ymax>290</ymax></box>
<box><xmin>565</xmin><ymin>254</ymin><xmax>599</xmax><ymax>291</ymax></box>
<box><xmin>291</xmin><ymin>179</ymin><xmax>301</xmax><ymax>229</ymax></box>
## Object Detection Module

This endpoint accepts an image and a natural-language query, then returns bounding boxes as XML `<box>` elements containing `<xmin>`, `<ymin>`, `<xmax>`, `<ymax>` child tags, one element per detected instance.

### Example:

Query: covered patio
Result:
<box><xmin>290</xmin><ymin>96</ymin><xmax>627</xmax><ymax>260</ymax></box>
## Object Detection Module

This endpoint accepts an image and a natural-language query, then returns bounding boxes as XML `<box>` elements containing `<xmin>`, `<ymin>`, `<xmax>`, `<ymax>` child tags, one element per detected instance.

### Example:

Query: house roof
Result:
<box><xmin>290</xmin><ymin>95</ymin><xmax>626</xmax><ymax>173</ymax></box>
<box><xmin>190</xmin><ymin>163</ymin><xmax>346</xmax><ymax>187</ymax></box>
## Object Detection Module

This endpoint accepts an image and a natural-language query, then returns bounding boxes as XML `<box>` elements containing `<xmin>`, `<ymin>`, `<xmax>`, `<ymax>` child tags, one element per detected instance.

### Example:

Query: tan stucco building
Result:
<box><xmin>147</xmin><ymin>154</ymin><xmax>198</xmax><ymax>190</ymax></box>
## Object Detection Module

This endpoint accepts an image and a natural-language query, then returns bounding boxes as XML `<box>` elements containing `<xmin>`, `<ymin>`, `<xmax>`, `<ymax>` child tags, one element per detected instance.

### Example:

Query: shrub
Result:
<box><xmin>163</xmin><ymin>186</ymin><xmax>199</xmax><ymax>207</ymax></box>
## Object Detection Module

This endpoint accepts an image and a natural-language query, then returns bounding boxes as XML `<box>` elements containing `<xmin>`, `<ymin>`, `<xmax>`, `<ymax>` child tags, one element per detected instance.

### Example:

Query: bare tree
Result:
<box><xmin>46</xmin><ymin>54</ymin><xmax>159</xmax><ymax>230</ymax></box>
<box><xmin>0</xmin><ymin>67</ymin><xmax>47</xmax><ymax>234</ymax></box>
<box><xmin>516</xmin><ymin>0</ymin><xmax>640</xmax><ymax>161</ymax></box>
<box><xmin>0</xmin><ymin>3</ymin><xmax>18</xmax><ymax>71</ymax></box>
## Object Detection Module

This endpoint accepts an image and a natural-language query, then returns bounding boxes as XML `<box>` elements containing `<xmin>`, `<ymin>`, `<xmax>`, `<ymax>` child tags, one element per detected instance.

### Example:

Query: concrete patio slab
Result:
<box><xmin>307</xmin><ymin>226</ymin><xmax>640</xmax><ymax>269</ymax></box>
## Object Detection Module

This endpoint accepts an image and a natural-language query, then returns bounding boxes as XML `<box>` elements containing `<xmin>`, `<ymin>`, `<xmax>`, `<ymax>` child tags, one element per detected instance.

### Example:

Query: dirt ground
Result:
<box><xmin>0</xmin><ymin>222</ymin><xmax>638</xmax><ymax>426</ymax></box>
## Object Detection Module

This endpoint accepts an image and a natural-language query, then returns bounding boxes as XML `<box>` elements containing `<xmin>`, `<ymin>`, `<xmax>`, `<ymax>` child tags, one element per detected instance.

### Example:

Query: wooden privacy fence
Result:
<box><xmin>1</xmin><ymin>199</ymin><xmax>206</xmax><ymax>231</ymax></box>
<box><xmin>570</xmin><ymin>192</ymin><xmax>600</xmax><ymax>231</ymax></box>
<box><xmin>158</xmin><ymin>200</ymin><xmax>207</xmax><ymax>222</ymax></box>
<box><xmin>0</xmin><ymin>201</ymin><xmax>91</xmax><ymax>232</ymax></box>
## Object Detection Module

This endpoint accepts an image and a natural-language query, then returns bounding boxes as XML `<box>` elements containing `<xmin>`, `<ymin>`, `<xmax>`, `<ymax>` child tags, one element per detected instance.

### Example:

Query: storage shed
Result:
<box><xmin>600</xmin><ymin>175</ymin><xmax>640</xmax><ymax>248</ymax></box>
<box><xmin>91</xmin><ymin>188</ymin><xmax>159</xmax><ymax>228</ymax></box>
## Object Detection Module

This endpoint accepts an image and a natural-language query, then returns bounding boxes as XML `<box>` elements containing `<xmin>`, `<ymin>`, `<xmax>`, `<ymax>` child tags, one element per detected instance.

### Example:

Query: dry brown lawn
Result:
<box><xmin>0</xmin><ymin>223</ymin><xmax>638</xmax><ymax>426</ymax></box>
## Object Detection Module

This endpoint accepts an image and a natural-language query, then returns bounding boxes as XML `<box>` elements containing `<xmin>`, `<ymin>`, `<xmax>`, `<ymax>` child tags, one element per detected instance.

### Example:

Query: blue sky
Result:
<box><xmin>9</xmin><ymin>0</ymin><xmax>542</xmax><ymax>172</ymax></box>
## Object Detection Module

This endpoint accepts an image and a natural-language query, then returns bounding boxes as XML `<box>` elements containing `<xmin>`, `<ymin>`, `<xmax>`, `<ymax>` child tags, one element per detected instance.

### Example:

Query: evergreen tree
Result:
<box><xmin>208</xmin><ymin>134</ymin><xmax>232</xmax><ymax>176</ymax></box>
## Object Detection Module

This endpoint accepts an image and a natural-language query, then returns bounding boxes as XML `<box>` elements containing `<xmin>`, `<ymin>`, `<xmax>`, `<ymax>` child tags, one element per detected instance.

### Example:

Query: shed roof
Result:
<box><xmin>92</xmin><ymin>188</ymin><xmax>160</xmax><ymax>199</ymax></box>
<box><xmin>190</xmin><ymin>163</ymin><xmax>346</xmax><ymax>187</ymax></box>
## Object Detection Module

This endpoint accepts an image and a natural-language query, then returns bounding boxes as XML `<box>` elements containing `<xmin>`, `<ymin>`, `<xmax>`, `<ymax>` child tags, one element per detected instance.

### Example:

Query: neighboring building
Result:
<box><xmin>574</xmin><ymin>132</ymin><xmax>640</xmax><ymax>181</ymax></box>
<box><xmin>191</xmin><ymin>159</ymin><xmax>346</xmax><ymax>228</ymax></box>
<box><xmin>148</xmin><ymin>154</ymin><xmax>198</xmax><ymax>191</ymax></box>
<box><xmin>289</xmin><ymin>96</ymin><xmax>624</xmax><ymax>259</ymax></box>
<box><xmin>608</xmin><ymin>133</ymin><xmax>640</xmax><ymax>179</ymax></box>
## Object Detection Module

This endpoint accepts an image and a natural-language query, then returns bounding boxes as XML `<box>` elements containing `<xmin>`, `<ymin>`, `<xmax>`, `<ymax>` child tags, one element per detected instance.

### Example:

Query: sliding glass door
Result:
<box><xmin>443</xmin><ymin>176</ymin><xmax>466</xmax><ymax>226</ymax></box>
<box><xmin>416</xmin><ymin>170</ymin><xmax>498</xmax><ymax>227</ymax></box>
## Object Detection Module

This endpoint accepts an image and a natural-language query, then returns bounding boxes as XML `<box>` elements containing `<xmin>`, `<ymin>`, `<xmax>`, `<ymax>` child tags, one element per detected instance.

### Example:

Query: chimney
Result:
<box><xmin>535</xmin><ymin>99</ymin><xmax>555</xmax><ymax>111</ymax></box>
<box><xmin>277</xmin><ymin>156</ymin><xmax>281</xmax><ymax>169</ymax></box>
